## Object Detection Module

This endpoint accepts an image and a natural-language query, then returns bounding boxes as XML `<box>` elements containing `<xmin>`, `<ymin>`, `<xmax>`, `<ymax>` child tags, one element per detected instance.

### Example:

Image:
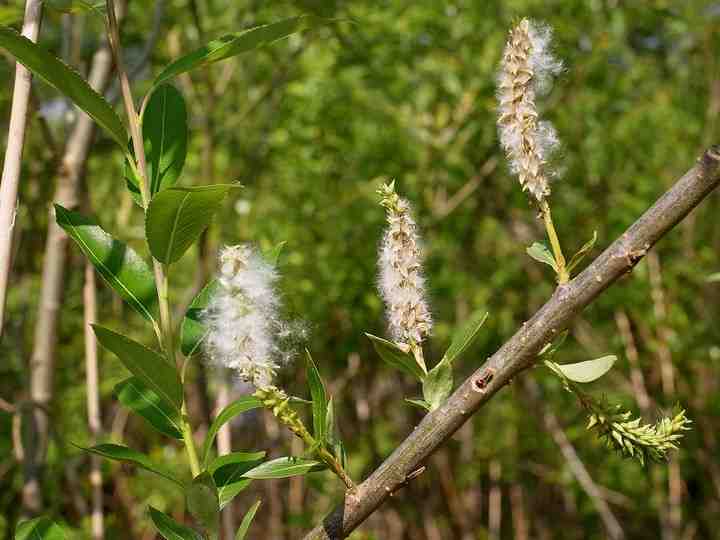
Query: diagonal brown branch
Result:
<box><xmin>304</xmin><ymin>146</ymin><xmax>720</xmax><ymax>539</ymax></box>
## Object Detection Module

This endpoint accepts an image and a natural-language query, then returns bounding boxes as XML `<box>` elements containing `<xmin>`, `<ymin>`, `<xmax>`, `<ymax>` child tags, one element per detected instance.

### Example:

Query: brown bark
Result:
<box><xmin>303</xmin><ymin>147</ymin><xmax>720</xmax><ymax>539</ymax></box>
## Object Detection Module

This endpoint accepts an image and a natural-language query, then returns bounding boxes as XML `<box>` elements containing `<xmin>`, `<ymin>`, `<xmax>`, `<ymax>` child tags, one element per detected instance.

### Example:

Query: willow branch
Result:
<box><xmin>304</xmin><ymin>146</ymin><xmax>720</xmax><ymax>539</ymax></box>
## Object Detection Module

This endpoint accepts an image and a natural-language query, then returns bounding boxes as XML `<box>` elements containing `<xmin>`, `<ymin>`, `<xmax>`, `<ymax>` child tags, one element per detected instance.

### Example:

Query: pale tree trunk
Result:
<box><xmin>84</xmin><ymin>259</ymin><xmax>104</xmax><ymax>539</ymax></box>
<box><xmin>509</xmin><ymin>484</ymin><xmax>528</xmax><ymax>540</ymax></box>
<box><xmin>22</xmin><ymin>10</ymin><xmax>121</xmax><ymax>513</ymax></box>
<box><xmin>0</xmin><ymin>0</ymin><xmax>44</xmax><ymax>336</ymax></box>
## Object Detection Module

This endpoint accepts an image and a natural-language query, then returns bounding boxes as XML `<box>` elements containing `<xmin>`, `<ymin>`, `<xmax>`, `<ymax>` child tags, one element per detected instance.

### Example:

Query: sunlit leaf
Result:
<box><xmin>235</xmin><ymin>500</ymin><xmax>262</xmax><ymax>540</ymax></box>
<box><xmin>15</xmin><ymin>517</ymin><xmax>67</xmax><ymax>540</ymax></box>
<box><xmin>365</xmin><ymin>333</ymin><xmax>425</xmax><ymax>380</ymax></box>
<box><xmin>149</xmin><ymin>507</ymin><xmax>203</xmax><ymax>540</ymax></box>
<box><xmin>242</xmin><ymin>457</ymin><xmax>325</xmax><ymax>479</ymax></box>
<box><xmin>145</xmin><ymin>185</ymin><xmax>236</xmax><ymax>264</ymax></box>
<box><xmin>306</xmin><ymin>350</ymin><xmax>328</xmax><ymax>443</ymax></box>
<box><xmin>80</xmin><ymin>443</ymin><xmax>181</xmax><ymax>486</ymax></box>
<box><xmin>546</xmin><ymin>355</ymin><xmax>617</xmax><ymax>383</ymax></box>
<box><xmin>55</xmin><ymin>205</ymin><xmax>157</xmax><ymax>322</ymax></box>
<box><xmin>526</xmin><ymin>242</ymin><xmax>558</xmax><ymax>272</ymax></box>
<box><xmin>443</xmin><ymin>310</ymin><xmax>488</xmax><ymax>364</ymax></box>
<box><xmin>114</xmin><ymin>377</ymin><xmax>183</xmax><ymax>439</ymax></box>
<box><xmin>0</xmin><ymin>26</ymin><xmax>126</xmax><ymax>146</ymax></box>
<box><xmin>154</xmin><ymin>16</ymin><xmax>323</xmax><ymax>86</ymax></box>
<box><xmin>93</xmin><ymin>326</ymin><xmax>182</xmax><ymax>410</ymax></box>
<box><xmin>422</xmin><ymin>357</ymin><xmax>453</xmax><ymax>410</ymax></box>
<box><xmin>202</xmin><ymin>397</ymin><xmax>263</xmax><ymax>466</ymax></box>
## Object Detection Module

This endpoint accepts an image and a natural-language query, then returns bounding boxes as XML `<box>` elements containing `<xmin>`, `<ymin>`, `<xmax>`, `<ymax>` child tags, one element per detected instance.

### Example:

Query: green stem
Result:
<box><xmin>182</xmin><ymin>402</ymin><xmax>202</xmax><ymax>477</ymax></box>
<box><xmin>105</xmin><ymin>0</ymin><xmax>200</xmax><ymax>477</ymax></box>
<box><xmin>540</xmin><ymin>199</ymin><xmax>569</xmax><ymax>284</ymax></box>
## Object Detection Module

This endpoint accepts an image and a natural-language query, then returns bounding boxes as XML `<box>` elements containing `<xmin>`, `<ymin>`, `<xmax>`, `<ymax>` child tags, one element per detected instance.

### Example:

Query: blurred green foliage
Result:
<box><xmin>1</xmin><ymin>0</ymin><xmax>719</xmax><ymax>538</ymax></box>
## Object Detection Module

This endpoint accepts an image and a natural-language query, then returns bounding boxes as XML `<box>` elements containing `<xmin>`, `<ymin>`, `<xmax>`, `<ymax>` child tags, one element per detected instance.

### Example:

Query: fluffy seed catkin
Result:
<box><xmin>203</xmin><ymin>244</ymin><xmax>293</xmax><ymax>389</ymax></box>
<box><xmin>497</xmin><ymin>18</ymin><xmax>563</xmax><ymax>202</ymax></box>
<box><xmin>377</xmin><ymin>182</ymin><xmax>433</xmax><ymax>347</ymax></box>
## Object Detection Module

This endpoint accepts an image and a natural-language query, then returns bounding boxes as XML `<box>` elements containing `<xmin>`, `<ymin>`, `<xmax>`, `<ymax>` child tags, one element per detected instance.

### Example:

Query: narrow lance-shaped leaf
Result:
<box><xmin>242</xmin><ymin>457</ymin><xmax>325</xmax><ymax>479</ymax></box>
<box><xmin>235</xmin><ymin>500</ymin><xmax>262</xmax><ymax>540</ymax></box>
<box><xmin>154</xmin><ymin>16</ymin><xmax>323</xmax><ymax>86</ymax></box>
<box><xmin>210</xmin><ymin>451</ymin><xmax>266</xmax><ymax>509</ymax></box>
<box><xmin>365</xmin><ymin>333</ymin><xmax>426</xmax><ymax>380</ymax></box>
<box><xmin>186</xmin><ymin>472</ymin><xmax>219</xmax><ymax>537</ymax></box>
<box><xmin>527</xmin><ymin>242</ymin><xmax>558</xmax><ymax>272</ymax></box>
<box><xmin>80</xmin><ymin>443</ymin><xmax>182</xmax><ymax>486</ymax></box>
<box><xmin>405</xmin><ymin>398</ymin><xmax>432</xmax><ymax>411</ymax></box>
<box><xmin>546</xmin><ymin>355</ymin><xmax>617</xmax><ymax>383</ymax></box>
<box><xmin>443</xmin><ymin>310</ymin><xmax>489</xmax><ymax>364</ymax></box>
<box><xmin>0</xmin><ymin>27</ymin><xmax>126</xmax><ymax>146</ymax></box>
<box><xmin>149</xmin><ymin>507</ymin><xmax>204</xmax><ymax>540</ymax></box>
<box><xmin>567</xmin><ymin>231</ymin><xmax>598</xmax><ymax>273</ymax></box>
<box><xmin>55</xmin><ymin>205</ymin><xmax>157</xmax><ymax>322</ymax></box>
<box><xmin>145</xmin><ymin>185</ymin><xmax>236</xmax><ymax>265</ymax></box>
<box><xmin>422</xmin><ymin>357</ymin><xmax>453</xmax><ymax>410</ymax></box>
<box><xmin>143</xmin><ymin>84</ymin><xmax>188</xmax><ymax>195</ymax></box>
<box><xmin>181</xmin><ymin>279</ymin><xmax>218</xmax><ymax>357</ymax></box>
<box><xmin>202</xmin><ymin>396</ymin><xmax>263</xmax><ymax>466</ymax></box>
<box><xmin>306</xmin><ymin>350</ymin><xmax>328</xmax><ymax>443</ymax></box>
<box><xmin>113</xmin><ymin>377</ymin><xmax>183</xmax><ymax>440</ymax></box>
<box><xmin>93</xmin><ymin>325</ymin><xmax>183</xmax><ymax>410</ymax></box>
<box><xmin>15</xmin><ymin>517</ymin><xmax>67</xmax><ymax>540</ymax></box>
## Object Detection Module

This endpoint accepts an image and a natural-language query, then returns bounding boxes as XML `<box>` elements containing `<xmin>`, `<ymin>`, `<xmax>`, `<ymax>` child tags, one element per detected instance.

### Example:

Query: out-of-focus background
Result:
<box><xmin>1</xmin><ymin>1</ymin><xmax>719</xmax><ymax>538</ymax></box>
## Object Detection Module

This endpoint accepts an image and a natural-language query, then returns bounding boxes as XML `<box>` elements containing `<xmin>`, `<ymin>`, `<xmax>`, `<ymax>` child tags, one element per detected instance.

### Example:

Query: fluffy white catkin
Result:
<box><xmin>377</xmin><ymin>182</ymin><xmax>432</xmax><ymax>348</ymax></box>
<box><xmin>497</xmin><ymin>18</ymin><xmax>563</xmax><ymax>202</ymax></box>
<box><xmin>203</xmin><ymin>244</ymin><xmax>291</xmax><ymax>389</ymax></box>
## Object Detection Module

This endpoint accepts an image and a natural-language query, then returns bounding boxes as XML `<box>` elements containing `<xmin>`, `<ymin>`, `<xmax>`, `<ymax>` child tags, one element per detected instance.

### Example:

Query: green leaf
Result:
<box><xmin>145</xmin><ymin>185</ymin><xmax>235</xmax><ymax>265</ymax></box>
<box><xmin>154</xmin><ymin>16</ymin><xmax>322</xmax><ymax>86</ymax></box>
<box><xmin>443</xmin><ymin>310</ymin><xmax>488</xmax><ymax>364</ymax></box>
<box><xmin>93</xmin><ymin>326</ymin><xmax>182</xmax><ymax>411</ymax></box>
<box><xmin>114</xmin><ymin>377</ymin><xmax>183</xmax><ymax>440</ymax></box>
<box><xmin>210</xmin><ymin>451</ymin><xmax>265</xmax><ymax>509</ymax></box>
<box><xmin>186</xmin><ymin>472</ymin><xmax>219</xmax><ymax>537</ymax></box>
<box><xmin>546</xmin><ymin>355</ymin><xmax>617</xmax><ymax>383</ymax></box>
<box><xmin>0</xmin><ymin>7</ymin><xmax>23</xmax><ymax>25</ymax></box>
<box><xmin>55</xmin><ymin>205</ymin><xmax>157</xmax><ymax>322</ymax></box>
<box><xmin>538</xmin><ymin>330</ymin><xmax>569</xmax><ymax>358</ymax></box>
<box><xmin>0</xmin><ymin>27</ymin><xmax>126</xmax><ymax>147</ymax></box>
<box><xmin>202</xmin><ymin>396</ymin><xmax>263</xmax><ymax>466</ymax></box>
<box><xmin>242</xmin><ymin>457</ymin><xmax>325</xmax><ymax>479</ymax></box>
<box><xmin>422</xmin><ymin>357</ymin><xmax>453</xmax><ymax>410</ymax></box>
<box><xmin>567</xmin><ymin>231</ymin><xmax>598</xmax><ymax>273</ymax></box>
<box><xmin>262</xmin><ymin>241</ymin><xmax>287</xmax><ymax>266</ymax></box>
<box><xmin>149</xmin><ymin>507</ymin><xmax>204</xmax><ymax>540</ymax></box>
<box><xmin>305</xmin><ymin>350</ymin><xmax>328</xmax><ymax>443</ymax></box>
<box><xmin>527</xmin><ymin>242</ymin><xmax>558</xmax><ymax>272</ymax></box>
<box><xmin>325</xmin><ymin>397</ymin><xmax>336</xmax><ymax>445</ymax></box>
<box><xmin>46</xmin><ymin>0</ymin><xmax>106</xmax><ymax>15</ymax></box>
<box><xmin>235</xmin><ymin>500</ymin><xmax>262</xmax><ymax>540</ymax></box>
<box><xmin>15</xmin><ymin>517</ymin><xmax>67</xmax><ymax>540</ymax></box>
<box><xmin>81</xmin><ymin>443</ymin><xmax>181</xmax><ymax>486</ymax></box>
<box><xmin>143</xmin><ymin>84</ymin><xmax>188</xmax><ymax>196</ymax></box>
<box><xmin>706</xmin><ymin>272</ymin><xmax>720</xmax><ymax>283</ymax></box>
<box><xmin>405</xmin><ymin>398</ymin><xmax>432</xmax><ymax>411</ymax></box>
<box><xmin>180</xmin><ymin>280</ymin><xmax>218</xmax><ymax>357</ymax></box>
<box><xmin>365</xmin><ymin>333</ymin><xmax>425</xmax><ymax>380</ymax></box>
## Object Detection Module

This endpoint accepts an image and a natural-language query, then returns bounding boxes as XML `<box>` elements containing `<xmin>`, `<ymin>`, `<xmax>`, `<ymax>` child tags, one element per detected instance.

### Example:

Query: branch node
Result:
<box><xmin>472</xmin><ymin>368</ymin><xmax>496</xmax><ymax>393</ymax></box>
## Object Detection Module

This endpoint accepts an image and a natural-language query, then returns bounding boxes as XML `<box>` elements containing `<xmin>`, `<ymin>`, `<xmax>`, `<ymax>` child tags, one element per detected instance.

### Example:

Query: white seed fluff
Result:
<box><xmin>377</xmin><ymin>182</ymin><xmax>433</xmax><ymax>346</ymax></box>
<box><xmin>203</xmin><ymin>244</ymin><xmax>290</xmax><ymax>389</ymax></box>
<box><xmin>497</xmin><ymin>18</ymin><xmax>563</xmax><ymax>202</ymax></box>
